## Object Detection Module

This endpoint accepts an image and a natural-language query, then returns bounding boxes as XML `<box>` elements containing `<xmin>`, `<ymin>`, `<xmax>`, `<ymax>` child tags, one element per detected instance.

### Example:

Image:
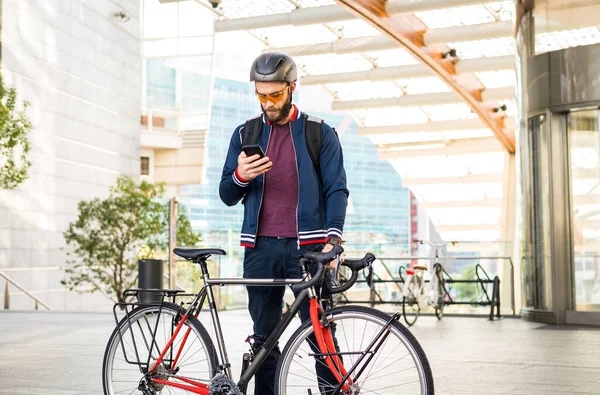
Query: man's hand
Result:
<box><xmin>237</xmin><ymin>152</ymin><xmax>272</xmax><ymax>181</ymax></box>
<box><xmin>322</xmin><ymin>243</ymin><xmax>344</xmax><ymax>269</ymax></box>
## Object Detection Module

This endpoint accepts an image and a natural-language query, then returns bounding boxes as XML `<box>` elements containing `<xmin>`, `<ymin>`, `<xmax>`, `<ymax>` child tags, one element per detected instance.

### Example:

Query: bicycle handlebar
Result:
<box><xmin>291</xmin><ymin>245</ymin><xmax>375</xmax><ymax>294</ymax></box>
<box><xmin>291</xmin><ymin>244</ymin><xmax>376</xmax><ymax>295</ymax></box>
<box><xmin>290</xmin><ymin>257</ymin><xmax>327</xmax><ymax>293</ymax></box>
<box><xmin>303</xmin><ymin>244</ymin><xmax>344</xmax><ymax>264</ymax></box>
<box><xmin>328</xmin><ymin>253</ymin><xmax>376</xmax><ymax>294</ymax></box>
<box><xmin>290</xmin><ymin>245</ymin><xmax>344</xmax><ymax>293</ymax></box>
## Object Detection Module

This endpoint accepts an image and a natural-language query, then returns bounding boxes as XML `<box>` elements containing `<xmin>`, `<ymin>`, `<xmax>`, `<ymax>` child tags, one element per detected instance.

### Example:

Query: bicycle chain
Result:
<box><xmin>161</xmin><ymin>372</ymin><xmax>240</xmax><ymax>395</ymax></box>
<box><xmin>163</xmin><ymin>372</ymin><xmax>210</xmax><ymax>384</ymax></box>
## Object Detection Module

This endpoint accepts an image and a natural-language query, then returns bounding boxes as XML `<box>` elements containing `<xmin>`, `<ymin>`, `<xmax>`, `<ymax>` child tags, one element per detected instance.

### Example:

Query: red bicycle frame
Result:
<box><xmin>148</xmin><ymin>311</ymin><xmax>210</xmax><ymax>394</ymax></box>
<box><xmin>145</xmin><ymin>300</ymin><xmax>350</xmax><ymax>394</ymax></box>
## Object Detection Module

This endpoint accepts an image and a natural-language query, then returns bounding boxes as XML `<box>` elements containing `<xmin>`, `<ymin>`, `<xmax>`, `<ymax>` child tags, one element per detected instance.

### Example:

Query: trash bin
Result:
<box><xmin>138</xmin><ymin>259</ymin><xmax>164</xmax><ymax>303</ymax></box>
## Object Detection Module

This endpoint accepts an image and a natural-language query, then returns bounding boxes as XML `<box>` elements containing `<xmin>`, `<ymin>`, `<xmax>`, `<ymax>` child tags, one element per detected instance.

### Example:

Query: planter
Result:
<box><xmin>138</xmin><ymin>259</ymin><xmax>164</xmax><ymax>303</ymax></box>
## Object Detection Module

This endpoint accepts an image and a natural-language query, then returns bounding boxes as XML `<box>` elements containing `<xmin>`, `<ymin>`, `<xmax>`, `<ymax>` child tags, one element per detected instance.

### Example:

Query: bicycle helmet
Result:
<box><xmin>250</xmin><ymin>52</ymin><xmax>297</xmax><ymax>83</ymax></box>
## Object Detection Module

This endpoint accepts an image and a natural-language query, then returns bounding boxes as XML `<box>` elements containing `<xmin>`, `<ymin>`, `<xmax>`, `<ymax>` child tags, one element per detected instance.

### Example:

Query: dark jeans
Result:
<box><xmin>243</xmin><ymin>236</ymin><xmax>340</xmax><ymax>395</ymax></box>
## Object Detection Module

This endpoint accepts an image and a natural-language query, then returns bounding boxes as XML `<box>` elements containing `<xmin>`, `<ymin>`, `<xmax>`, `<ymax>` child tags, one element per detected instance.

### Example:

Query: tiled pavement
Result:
<box><xmin>1</xmin><ymin>310</ymin><xmax>598</xmax><ymax>394</ymax></box>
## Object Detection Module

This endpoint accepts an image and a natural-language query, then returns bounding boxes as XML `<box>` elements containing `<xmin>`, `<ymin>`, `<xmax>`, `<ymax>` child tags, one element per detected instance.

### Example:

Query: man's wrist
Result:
<box><xmin>235</xmin><ymin>167</ymin><xmax>249</xmax><ymax>183</ymax></box>
<box><xmin>327</xmin><ymin>236</ymin><xmax>342</xmax><ymax>245</ymax></box>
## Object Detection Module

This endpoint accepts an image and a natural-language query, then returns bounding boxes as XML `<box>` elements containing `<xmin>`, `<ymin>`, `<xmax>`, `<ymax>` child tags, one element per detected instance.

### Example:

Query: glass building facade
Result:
<box><xmin>166</xmin><ymin>76</ymin><xmax>412</xmax><ymax>298</ymax></box>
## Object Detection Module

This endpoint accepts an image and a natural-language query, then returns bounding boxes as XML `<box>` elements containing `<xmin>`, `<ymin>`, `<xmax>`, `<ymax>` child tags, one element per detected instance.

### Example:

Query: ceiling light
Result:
<box><xmin>113</xmin><ymin>11</ymin><xmax>130</xmax><ymax>23</ymax></box>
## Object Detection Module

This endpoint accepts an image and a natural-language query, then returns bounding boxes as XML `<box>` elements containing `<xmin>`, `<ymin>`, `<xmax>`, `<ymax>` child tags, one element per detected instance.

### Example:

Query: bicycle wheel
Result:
<box><xmin>402</xmin><ymin>275</ymin><xmax>422</xmax><ymax>326</ymax></box>
<box><xmin>102</xmin><ymin>302</ymin><xmax>218</xmax><ymax>395</ymax></box>
<box><xmin>433</xmin><ymin>265</ymin><xmax>445</xmax><ymax>320</ymax></box>
<box><xmin>275</xmin><ymin>305</ymin><xmax>434</xmax><ymax>395</ymax></box>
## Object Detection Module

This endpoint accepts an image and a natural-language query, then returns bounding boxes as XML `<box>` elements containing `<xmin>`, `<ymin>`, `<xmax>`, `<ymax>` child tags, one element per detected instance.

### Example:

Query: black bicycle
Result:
<box><xmin>102</xmin><ymin>245</ymin><xmax>434</xmax><ymax>394</ymax></box>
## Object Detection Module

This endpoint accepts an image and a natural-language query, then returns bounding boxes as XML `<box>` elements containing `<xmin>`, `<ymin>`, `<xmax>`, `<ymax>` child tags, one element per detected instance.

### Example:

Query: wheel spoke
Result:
<box><xmin>277</xmin><ymin>307</ymin><xmax>433</xmax><ymax>395</ymax></box>
<box><xmin>103</xmin><ymin>304</ymin><xmax>216</xmax><ymax>395</ymax></box>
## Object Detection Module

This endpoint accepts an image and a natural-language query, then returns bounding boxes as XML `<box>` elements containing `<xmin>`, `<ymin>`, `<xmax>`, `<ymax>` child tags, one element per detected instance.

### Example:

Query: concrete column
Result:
<box><xmin>499</xmin><ymin>152</ymin><xmax>517</xmax><ymax>316</ymax></box>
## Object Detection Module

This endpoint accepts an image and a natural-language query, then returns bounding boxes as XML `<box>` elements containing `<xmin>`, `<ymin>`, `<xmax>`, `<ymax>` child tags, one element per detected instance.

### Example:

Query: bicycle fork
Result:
<box><xmin>309</xmin><ymin>298</ymin><xmax>353</xmax><ymax>393</ymax></box>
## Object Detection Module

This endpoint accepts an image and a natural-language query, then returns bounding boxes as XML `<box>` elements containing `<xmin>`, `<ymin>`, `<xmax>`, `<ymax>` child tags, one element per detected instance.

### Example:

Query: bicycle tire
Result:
<box><xmin>434</xmin><ymin>277</ymin><xmax>445</xmax><ymax>320</ymax></box>
<box><xmin>275</xmin><ymin>305</ymin><xmax>434</xmax><ymax>395</ymax></box>
<box><xmin>102</xmin><ymin>302</ymin><xmax>218</xmax><ymax>395</ymax></box>
<box><xmin>432</xmin><ymin>264</ymin><xmax>444</xmax><ymax>320</ymax></box>
<box><xmin>403</xmin><ymin>275</ymin><xmax>422</xmax><ymax>326</ymax></box>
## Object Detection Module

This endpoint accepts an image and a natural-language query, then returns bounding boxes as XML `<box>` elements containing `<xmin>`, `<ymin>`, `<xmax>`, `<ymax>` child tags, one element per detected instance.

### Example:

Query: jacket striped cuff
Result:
<box><xmin>327</xmin><ymin>228</ymin><xmax>343</xmax><ymax>241</ymax></box>
<box><xmin>233</xmin><ymin>168</ymin><xmax>249</xmax><ymax>187</ymax></box>
<box><xmin>299</xmin><ymin>229</ymin><xmax>327</xmax><ymax>244</ymax></box>
<box><xmin>240</xmin><ymin>233</ymin><xmax>255</xmax><ymax>247</ymax></box>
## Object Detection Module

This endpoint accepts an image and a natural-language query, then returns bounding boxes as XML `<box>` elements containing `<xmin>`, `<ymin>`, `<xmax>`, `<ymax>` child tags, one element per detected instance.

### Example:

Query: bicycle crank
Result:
<box><xmin>209</xmin><ymin>374</ymin><xmax>241</xmax><ymax>395</ymax></box>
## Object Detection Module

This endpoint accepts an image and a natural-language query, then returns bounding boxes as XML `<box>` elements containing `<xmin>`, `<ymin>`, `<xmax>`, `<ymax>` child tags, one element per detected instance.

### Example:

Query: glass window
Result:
<box><xmin>569</xmin><ymin>109</ymin><xmax>600</xmax><ymax>312</ymax></box>
<box><xmin>533</xmin><ymin>2</ymin><xmax>600</xmax><ymax>55</ymax></box>
<box><xmin>145</xmin><ymin>59</ymin><xmax>176</xmax><ymax>110</ymax></box>
<box><xmin>141</xmin><ymin>157</ymin><xmax>150</xmax><ymax>176</ymax></box>
<box><xmin>520</xmin><ymin>114</ymin><xmax>553</xmax><ymax>311</ymax></box>
<box><xmin>531</xmin><ymin>115</ymin><xmax>553</xmax><ymax>311</ymax></box>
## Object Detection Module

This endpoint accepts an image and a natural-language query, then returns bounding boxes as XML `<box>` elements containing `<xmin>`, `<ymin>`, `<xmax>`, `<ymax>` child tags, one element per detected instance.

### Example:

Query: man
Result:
<box><xmin>219</xmin><ymin>52</ymin><xmax>349</xmax><ymax>394</ymax></box>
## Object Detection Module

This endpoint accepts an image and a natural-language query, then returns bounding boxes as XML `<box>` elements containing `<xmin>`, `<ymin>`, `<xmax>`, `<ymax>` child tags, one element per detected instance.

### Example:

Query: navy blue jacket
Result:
<box><xmin>219</xmin><ymin>108</ymin><xmax>349</xmax><ymax>248</ymax></box>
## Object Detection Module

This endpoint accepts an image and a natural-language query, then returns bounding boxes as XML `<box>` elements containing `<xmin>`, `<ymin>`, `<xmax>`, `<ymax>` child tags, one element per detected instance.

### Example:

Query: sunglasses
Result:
<box><xmin>255</xmin><ymin>86</ymin><xmax>289</xmax><ymax>104</ymax></box>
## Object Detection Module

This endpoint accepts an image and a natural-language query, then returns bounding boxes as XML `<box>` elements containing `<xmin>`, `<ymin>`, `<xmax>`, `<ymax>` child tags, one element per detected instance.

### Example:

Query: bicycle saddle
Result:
<box><xmin>173</xmin><ymin>248</ymin><xmax>226</xmax><ymax>261</ymax></box>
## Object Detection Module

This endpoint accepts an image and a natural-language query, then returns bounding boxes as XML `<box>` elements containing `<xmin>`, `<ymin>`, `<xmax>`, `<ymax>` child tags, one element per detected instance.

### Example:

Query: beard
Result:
<box><xmin>261</xmin><ymin>92</ymin><xmax>293</xmax><ymax>124</ymax></box>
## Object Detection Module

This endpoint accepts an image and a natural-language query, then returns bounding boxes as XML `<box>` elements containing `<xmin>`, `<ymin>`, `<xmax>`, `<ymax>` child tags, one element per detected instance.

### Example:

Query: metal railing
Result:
<box><xmin>339</xmin><ymin>255</ymin><xmax>516</xmax><ymax>317</ymax></box>
<box><xmin>0</xmin><ymin>270</ymin><xmax>53</xmax><ymax>311</ymax></box>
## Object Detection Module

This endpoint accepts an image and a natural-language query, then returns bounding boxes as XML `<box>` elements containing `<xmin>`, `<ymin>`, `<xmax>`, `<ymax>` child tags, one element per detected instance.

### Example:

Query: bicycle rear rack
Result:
<box><xmin>111</xmin><ymin>288</ymin><xmax>204</xmax><ymax>372</ymax></box>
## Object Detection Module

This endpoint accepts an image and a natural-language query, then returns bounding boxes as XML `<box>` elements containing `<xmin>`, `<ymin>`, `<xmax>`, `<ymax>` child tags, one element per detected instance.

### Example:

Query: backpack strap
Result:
<box><xmin>242</xmin><ymin>115</ymin><xmax>263</xmax><ymax>147</ymax></box>
<box><xmin>304</xmin><ymin>115</ymin><xmax>323</xmax><ymax>182</ymax></box>
<box><xmin>243</xmin><ymin>113</ymin><xmax>323</xmax><ymax>182</ymax></box>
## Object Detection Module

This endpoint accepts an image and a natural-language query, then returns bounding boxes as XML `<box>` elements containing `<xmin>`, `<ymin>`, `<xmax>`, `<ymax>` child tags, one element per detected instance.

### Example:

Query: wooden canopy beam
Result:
<box><xmin>335</xmin><ymin>0</ymin><xmax>515</xmax><ymax>153</ymax></box>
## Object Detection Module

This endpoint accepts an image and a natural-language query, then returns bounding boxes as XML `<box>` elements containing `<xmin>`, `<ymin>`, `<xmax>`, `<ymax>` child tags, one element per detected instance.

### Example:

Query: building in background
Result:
<box><xmin>0</xmin><ymin>0</ymin><xmax>141</xmax><ymax>310</ymax></box>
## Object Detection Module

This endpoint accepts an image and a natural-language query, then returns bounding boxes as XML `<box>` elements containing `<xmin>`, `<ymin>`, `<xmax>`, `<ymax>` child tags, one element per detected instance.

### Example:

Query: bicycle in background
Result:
<box><xmin>401</xmin><ymin>239</ymin><xmax>455</xmax><ymax>326</ymax></box>
<box><xmin>102</xmin><ymin>245</ymin><xmax>435</xmax><ymax>394</ymax></box>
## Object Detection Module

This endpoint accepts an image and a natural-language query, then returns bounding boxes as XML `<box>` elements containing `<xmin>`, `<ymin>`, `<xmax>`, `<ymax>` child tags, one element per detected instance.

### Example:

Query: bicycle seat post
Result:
<box><xmin>194</xmin><ymin>258</ymin><xmax>210</xmax><ymax>280</ymax></box>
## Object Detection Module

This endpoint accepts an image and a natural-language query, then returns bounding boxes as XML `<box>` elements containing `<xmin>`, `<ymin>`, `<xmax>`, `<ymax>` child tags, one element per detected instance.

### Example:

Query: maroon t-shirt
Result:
<box><xmin>257</xmin><ymin>112</ymin><xmax>299</xmax><ymax>238</ymax></box>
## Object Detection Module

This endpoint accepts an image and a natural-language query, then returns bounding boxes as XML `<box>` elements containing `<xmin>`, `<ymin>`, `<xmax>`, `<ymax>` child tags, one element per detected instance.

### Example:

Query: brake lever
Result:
<box><xmin>365</xmin><ymin>265</ymin><xmax>373</xmax><ymax>288</ymax></box>
<box><xmin>329</xmin><ymin>255</ymin><xmax>342</xmax><ymax>288</ymax></box>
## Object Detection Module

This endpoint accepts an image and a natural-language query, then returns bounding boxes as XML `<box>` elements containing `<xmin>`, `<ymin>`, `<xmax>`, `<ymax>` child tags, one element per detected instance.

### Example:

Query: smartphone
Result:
<box><xmin>242</xmin><ymin>144</ymin><xmax>265</xmax><ymax>159</ymax></box>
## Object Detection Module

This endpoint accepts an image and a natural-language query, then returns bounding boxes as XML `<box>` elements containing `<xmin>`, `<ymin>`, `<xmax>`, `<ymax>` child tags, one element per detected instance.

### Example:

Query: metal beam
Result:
<box><xmin>436</xmin><ymin>224</ymin><xmax>499</xmax><ymax>232</ymax></box>
<box><xmin>382</xmin><ymin>136</ymin><xmax>499</xmax><ymax>150</ymax></box>
<box><xmin>336</xmin><ymin>0</ymin><xmax>515</xmax><ymax>152</ymax></box>
<box><xmin>301</xmin><ymin>55</ymin><xmax>515</xmax><ymax>86</ymax></box>
<box><xmin>419</xmin><ymin>199</ymin><xmax>503</xmax><ymax>209</ymax></box>
<box><xmin>359</xmin><ymin>117</ymin><xmax>515</xmax><ymax>136</ymax></box>
<box><xmin>214</xmin><ymin>0</ymin><xmax>490</xmax><ymax>32</ymax></box>
<box><xmin>572</xmin><ymin>167</ymin><xmax>600</xmax><ymax>180</ymax></box>
<box><xmin>576</xmin><ymin>209</ymin><xmax>600</xmax><ymax>221</ymax></box>
<box><xmin>215</xmin><ymin>4</ymin><xmax>352</xmax><ymax>32</ymax></box>
<box><xmin>379</xmin><ymin>136</ymin><xmax>502</xmax><ymax>159</ymax></box>
<box><xmin>573</xmin><ymin>194</ymin><xmax>600</xmax><ymax>205</ymax></box>
<box><xmin>576</xmin><ymin>220</ymin><xmax>600</xmax><ymax>230</ymax></box>
<box><xmin>401</xmin><ymin>173</ymin><xmax>503</xmax><ymax>186</ymax></box>
<box><xmin>266</xmin><ymin>21</ymin><xmax>512</xmax><ymax>57</ymax></box>
<box><xmin>332</xmin><ymin>86</ymin><xmax>514</xmax><ymax>111</ymax></box>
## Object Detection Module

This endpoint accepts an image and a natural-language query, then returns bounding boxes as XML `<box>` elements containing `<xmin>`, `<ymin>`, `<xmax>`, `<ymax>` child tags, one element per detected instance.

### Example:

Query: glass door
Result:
<box><xmin>568</xmin><ymin>108</ymin><xmax>600</xmax><ymax>312</ymax></box>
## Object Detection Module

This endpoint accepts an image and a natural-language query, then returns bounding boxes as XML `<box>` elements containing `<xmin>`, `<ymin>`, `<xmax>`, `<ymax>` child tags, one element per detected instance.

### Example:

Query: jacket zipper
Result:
<box><xmin>289</xmin><ymin>122</ymin><xmax>301</xmax><ymax>250</ymax></box>
<box><xmin>254</xmin><ymin>123</ymin><xmax>272</xmax><ymax>245</ymax></box>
